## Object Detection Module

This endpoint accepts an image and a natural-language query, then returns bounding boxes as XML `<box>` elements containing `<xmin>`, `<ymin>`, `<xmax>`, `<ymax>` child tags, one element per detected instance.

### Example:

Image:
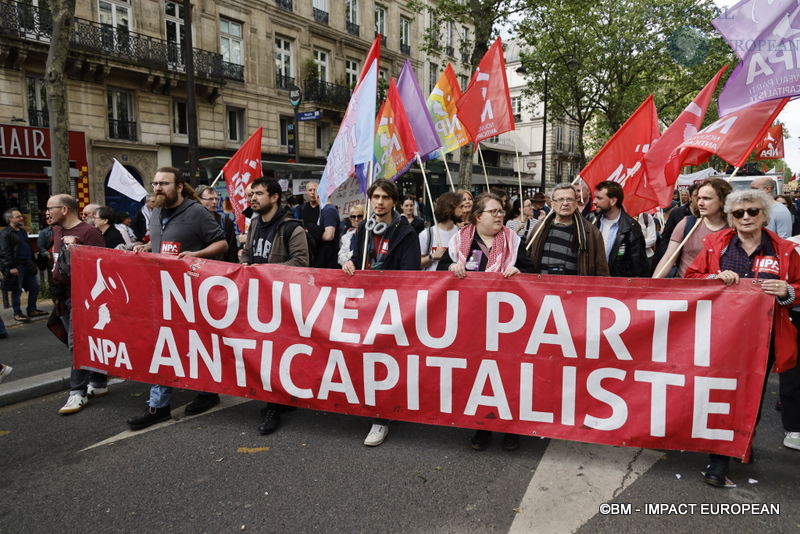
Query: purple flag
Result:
<box><xmin>716</xmin><ymin>2</ymin><xmax>800</xmax><ymax>115</ymax></box>
<box><xmin>712</xmin><ymin>0</ymin><xmax>791</xmax><ymax>60</ymax></box>
<box><xmin>396</xmin><ymin>59</ymin><xmax>442</xmax><ymax>163</ymax></box>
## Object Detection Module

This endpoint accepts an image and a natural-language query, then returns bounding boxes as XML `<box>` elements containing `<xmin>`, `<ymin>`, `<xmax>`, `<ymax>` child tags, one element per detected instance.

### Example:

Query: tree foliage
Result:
<box><xmin>517</xmin><ymin>0</ymin><xmax>737</xmax><ymax>165</ymax></box>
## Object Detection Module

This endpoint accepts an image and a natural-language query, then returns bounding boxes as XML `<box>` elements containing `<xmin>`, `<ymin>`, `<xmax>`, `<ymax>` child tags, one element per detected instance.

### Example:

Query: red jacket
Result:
<box><xmin>685</xmin><ymin>228</ymin><xmax>799</xmax><ymax>373</ymax></box>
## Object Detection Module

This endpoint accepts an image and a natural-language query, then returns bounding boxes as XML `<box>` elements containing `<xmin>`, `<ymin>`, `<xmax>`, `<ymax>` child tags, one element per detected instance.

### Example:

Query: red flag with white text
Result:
<box><xmin>222</xmin><ymin>127</ymin><xmax>262</xmax><ymax>232</ymax></box>
<box><xmin>755</xmin><ymin>124</ymin><xmax>785</xmax><ymax>161</ymax></box>
<box><xmin>456</xmin><ymin>37</ymin><xmax>515</xmax><ymax>144</ymax></box>
<box><xmin>665</xmin><ymin>98</ymin><xmax>789</xmax><ymax>174</ymax></box>
<box><xmin>642</xmin><ymin>66</ymin><xmax>727</xmax><ymax>208</ymax></box>
<box><xmin>580</xmin><ymin>95</ymin><xmax>661</xmax><ymax>216</ymax></box>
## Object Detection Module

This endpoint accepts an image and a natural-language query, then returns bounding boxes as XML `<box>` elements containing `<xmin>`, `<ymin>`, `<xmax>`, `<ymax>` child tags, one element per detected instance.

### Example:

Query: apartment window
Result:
<box><xmin>379</xmin><ymin>69</ymin><xmax>387</xmax><ymax>80</ymax></box>
<box><xmin>346</xmin><ymin>0</ymin><xmax>358</xmax><ymax>23</ymax></box>
<box><xmin>98</xmin><ymin>0</ymin><xmax>130</xmax><ymax>29</ymax></box>
<box><xmin>429</xmin><ymin>63</ymin><xmax>438</xmax><ymax>94</ymax></box>
<box><xmin>220</xmin><ymin>19</ymin><xmax>243</xmax><ymax>65</ymax></box>
<box><xmin>345</xmin><ymin>59</ymin><xmax>359</xmax><ymax>88</ymax></box>
<box><xmin>569</xmin><ymin>129</ymin><xmax>576</xmax><ymax>153</ymax></box>
<box><xmin>275</xmin><ymin>38</ymin><xmax>293</xmax><ymax>89</ymax></box>
<box><xmin>400</xmin><ymin>17</ymin><xmax>410</xmax><ymax>54</ymax></box>
<box><xmin>316</xmin><ymin>123</ymin><xmax>330</xmax><ymax>151</ymax></box>
<box><xmin>164</xmin><ymin>1</ymin><xmax>185</xmax><ymax>65</ymax></box>
<box><xmin>173</xmin><ymin>101</ymin><xmax>187</xmax><ymax>135</ymax></box>
<box><xmin>314</xmin><ymin>49</ymin><xmax>328</xmax><ymax>82</ymax></box>
<box><xmin>428</xmin><ymin>11</ymin><xmax>439</xmax><ymax>49</ymax></box>
<box><xmin>313</xmin><ymin>0</ymin><xmax>328</xmax><ymax>24</ymax></box>
<box><xmin>445</xmin><ymin>21</ymin><xmax>454</xmax><ymax>56</ymax></box>
<box><xmin>227</xmin><ymin>107</ymin><xmax>244</xmax><ymax>142</ymax></box>
<box><xmin>279</xmin><ymin>116</ymin><xmax>293</xmax><ymax>147</ymax></box>
<box><xmin>27</xmin><ymin>76</ymin><xmax>48</xmax><ymax>127</ymax></box>
<box><xmin>568</xmin><ymin>161</ymin><xmax>576</xmax><ymax>180</ymax></box>
<box><xmin>556</xmin><ymin>126</ymin><xmax>564</xmax><ymax>152</ymax></box>
<box><xmin>460</xmin><ymin>74</ymin><xmax>469</xmax><ymax>92</ymax></box>
<box><xmin>461</xmin><ymin>26</ymin><xmax>469</xmax><ymax>62</ymax></box>
<box><xmin>374</xmin><ymin>5</ymin><xmax>386</xmax><ymax>36</ymax></box>
<box><xmin>107</xmin><ymin>88</ymin><xmax>136</xmax><ymax>141</ymax></box>
<box><xmin>511</xmin><ymin>96</ymin><xmax>521</xmax><ymax>121</ymax></box>
<box><xmin>555</xmin><ymin>160</ymin><xmax>563</xmax><ymax>184</ymax></box>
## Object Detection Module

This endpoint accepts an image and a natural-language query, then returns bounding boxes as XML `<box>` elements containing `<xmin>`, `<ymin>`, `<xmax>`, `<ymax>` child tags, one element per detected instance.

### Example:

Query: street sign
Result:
<box><xmin>297</xmin><ymin>111</ymin><xmax>322</xmax><ymax>121</ymax></box>
<box><xmin>289</xmin><ymin>85</ymin><xmax>302</xmax><ymax>107</ymax></box>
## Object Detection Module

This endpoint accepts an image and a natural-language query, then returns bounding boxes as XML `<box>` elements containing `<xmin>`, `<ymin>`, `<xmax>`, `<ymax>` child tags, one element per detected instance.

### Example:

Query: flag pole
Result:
<box><xmin>513</xmin><ymin>131</ymin><xmax>524</xmax><ymax>204</ymax></box>
<box><xmin>361</xmin><ymin>160</ymin><xmax>375</xmax><ymax>271</ymax></box>
<box><xmin>209</xmin><ymin>170</ymin><xmax>224</xmax><ymax>188</ymax></box>
<box><xmin>724</xmin><ymin>166</ymin><xmax>741</xmax><ymax>183</ymax></box>
<box><xmin>416</xmin><ymin>154</ymin><xmax>442</xmax><ymax>247</ymax></box>
<box><xmin>477</xmin><ymin>145</ymin><xmax>491</xmax><ymax>191</ymax></box>
<box><xmin>525</xmin><ymin>209</ymin><xmax>556</xmax><ymax>251</ymax></box>
<box><xmin>572</xmin><ymin>174</ymin><xmax>582</xmax><ymax>186</ymax></box>
<box><xmin>653</xmin><ymin>216</ymin><xmax>704</xmax><ymax>278</ymax></box>
<box><xmin>442</xmin><ymin>156</ymin><xmax>456</xmax><ymax>191</ymax></box>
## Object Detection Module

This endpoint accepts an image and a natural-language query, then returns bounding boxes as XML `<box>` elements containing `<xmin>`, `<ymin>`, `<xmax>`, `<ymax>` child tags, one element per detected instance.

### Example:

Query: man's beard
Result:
<box><xmin>155</xmin><ymin>191</ymin><xmax>177</xmax><ymax>208</ymax></box>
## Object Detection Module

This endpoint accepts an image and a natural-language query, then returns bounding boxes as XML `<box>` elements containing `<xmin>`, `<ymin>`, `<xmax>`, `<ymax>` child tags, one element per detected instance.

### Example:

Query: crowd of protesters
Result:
<box><xmin>2</xmin><ymin>170</ymin><xmax>800</xmax><ymax>490</ymax></box>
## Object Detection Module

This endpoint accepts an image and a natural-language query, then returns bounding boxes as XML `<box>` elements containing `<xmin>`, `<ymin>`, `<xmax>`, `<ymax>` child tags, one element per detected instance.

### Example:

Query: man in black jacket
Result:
<box><xmin>0</xmin><ymin>209</ymin><xmax>47</xmax><ymax>322</ymax></box>
<box><xmin>592</xmin><ymin>181</ymin><xmax>649</xmax><ymax>278</ymax></box>
<box><xmin>343</xmin><ymin>178</ymin><xmax>420</xmax><ymax>446</ymax></box>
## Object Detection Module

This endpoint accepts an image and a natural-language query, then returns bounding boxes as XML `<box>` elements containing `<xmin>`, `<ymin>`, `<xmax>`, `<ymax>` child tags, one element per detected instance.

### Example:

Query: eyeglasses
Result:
<box><xmin>150</xmin><ymin>181</ymin><xmax>175</xmax><ymax>188</ymax></box>
<box><xmin>481</xmin><ymin>209</ymin><xmax>506</xmax><ymax>217</ymax></box>
<box><xmin>731</xmin><ymin>207</ymin><xmax>763</xmax><ymax>219</ymax></box>
<box><xmin>45</xmin><ymin>206</ymin><xmax>65</xmax><ymax>211</ymax></box>
<box><xmin>350</xmin><ymin>214</ymin><xmax>364</xmax><ymax>220</ymax></box>
<box><xmin>552</xmin><ymin>198</ymin><xmax>577</xmax><ymax>205</ymax></box>
<box><xmin>201</xmin><ymin>197</ymin><xmax>217</xmax><ymax>202</ymax></box>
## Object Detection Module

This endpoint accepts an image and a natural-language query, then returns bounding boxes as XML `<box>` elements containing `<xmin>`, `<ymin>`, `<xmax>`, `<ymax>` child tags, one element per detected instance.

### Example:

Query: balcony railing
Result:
<box><xmin>28</xmin><ymin>108</ymin><xmax>49</xmax><ymax>127</ymax></box>
<box><xmin>275</xmin><ymin>0</ymin><xmax>292</xmax><ymax>11</ymax></box>
<box><xmin>222</xmin><ymin>61</ymin><xmax>244</xmax><ymax>81</ymax></box>
<box><xmin>461</xmin><ymin>52</ymin><xmax>470</xmax><ymax>63</ymax></box>
<box><xmin>376</xmin><ymin>33</ymin><xmax>386</xmax><ymax>47</ymax></box>
<box><xmin>109</xmin><ymin>120</ymin><xmax>137</xmax><ymax>141</ymax></box>
<box><xmin>346</xmin><ymin>21</ymin><xmax>359</xmax><ymax>37</ymax></box>
<box><xmin>0</xmin><ymin>2</ymin><xmax>224</xmax><ymax>81</ymax></box>
<box><xmin>276</xmin><ymin>73</ymin><xmax>294</xmax><ymax>90</ymax></box>
<box><xmin>0</xmin><ymin>1</ymin><xmax>52</xmax><ymax>41</ymax></box>
<box><xmin>304</xmin><ymin>78</ymin><xmax>351</xmax><ymax>109</ymax></box>
<box><xmin>400</xmin><ymin>43</ymin><xmax>410</xmax><ymax>56</ymax></box>
<box><xmin>446</xmin><ymin>46</ymin><xmax>454</xmax><ymax>57</ymax></box>
<box><xmin>313</xmin><ymin>8</ymin><xmax>328</xmax><ymax>25</ymax></box>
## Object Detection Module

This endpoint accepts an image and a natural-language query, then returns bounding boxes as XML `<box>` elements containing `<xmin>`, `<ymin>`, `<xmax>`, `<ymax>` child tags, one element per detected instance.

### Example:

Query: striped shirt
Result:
<box><xmin>541</xmin><ymin>223</ymin><xmax>578</xmax><ymax>275</ymax></box>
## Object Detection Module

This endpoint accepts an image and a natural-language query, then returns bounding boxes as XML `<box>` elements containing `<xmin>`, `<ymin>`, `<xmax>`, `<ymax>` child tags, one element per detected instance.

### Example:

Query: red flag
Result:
<box><xmin>792</xmin><ymin>173</ymin><xmax>797</xmax><ymax>182</ymax></box>
<box><xmin>222</xmin><ymin>126</ymin><xmax>262</xmax><ymax>232</ymax></box>
<box><xmin>666</xmin><ymin>98</ymin><xmax>789</xmax><ymax>174</ymax></box>
<box><xmin>642</xmin><ymin>66</ymin><xmax>727</xmax><ymax>208</ymax></box>
<box><xmin>755</xmin><ymin>124</ymin><xmax>785</xmax><ymax>161</ymax></box>
<box><xmin>456</xmin><ymin>37</ymin><xmax>514</xmax><ymax>143</ymax></box>
<box><xmin>579</xmin><ymin>95</ymin><xmax>660</xmax><ymax>217</ymax></box>
<box><xmin>359</xmin><ymin>36</ymin><xmax>381</xmax><ymax>83</ymax></box>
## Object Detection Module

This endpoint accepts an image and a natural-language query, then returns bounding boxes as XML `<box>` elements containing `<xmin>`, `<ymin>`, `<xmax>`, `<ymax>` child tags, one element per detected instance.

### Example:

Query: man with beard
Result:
<box><xmin>81</xmin><ymin>203</ymin><xmax>100</xmax><ymax>226</ymax></box>
<box><xmin>592</xmin><ymin>180</ymin><xmax>649</xmax><ymax>278</ymax></box>
<box><xmin>240</xmin><ymin>177</ymin><xmax>309</xmax><ymax>435</ymax></box>
<box><xmin>45</xmin><ymin>194</ymin><xmax>106</xmax><ymax>414</ymax></box>
<box><xmin>126</xmin><ymin>167</ymin><xmax>227</xmax><ymax>430</ymax></box>
<box><xmin>343</xmin><ymin>178</ymin><xmax>420</xmax><ymax>446</ymax></box>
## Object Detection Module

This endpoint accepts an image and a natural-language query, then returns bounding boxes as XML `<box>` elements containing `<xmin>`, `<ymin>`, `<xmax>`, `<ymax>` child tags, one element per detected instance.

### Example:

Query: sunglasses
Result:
<box><xmin>350</xmin><ymin>214</ymin><xmax>364</xmax><ymax>220</ymax></box>
<box><xmin>731</xmin><ymin>207</ymin><xmax>763</xmax><ymax>219</ymax></box>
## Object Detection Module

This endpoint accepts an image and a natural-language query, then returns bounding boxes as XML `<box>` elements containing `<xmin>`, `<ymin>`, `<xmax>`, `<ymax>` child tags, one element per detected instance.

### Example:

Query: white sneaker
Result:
<box><xmin>0</xmin><ymin>365</ymin><xmax>12</xmax><ymax>385</ymax></box>
<box><xmin>59</xmin><ymin>394</ymin><xmax>88</xmax><ymax>415</ymax></box>
<box><xmin>785</xmin><ymin>431</ymin><xmax>800</xmax><ymax>450</ymax></box>
<box><xmin>87</xmin><ymin>384</ymin><xmax>109</xmax><ymax>398</ymax></box>
<box><xmin>364</xmin><ymin>424</ymin><xmax>389</xmax><ymax>446</ymax></box>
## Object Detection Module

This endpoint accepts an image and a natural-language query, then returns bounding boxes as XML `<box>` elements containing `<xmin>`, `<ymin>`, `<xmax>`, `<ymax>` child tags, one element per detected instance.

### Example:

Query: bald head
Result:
<box><xmin>750</xmin><ymin>177</ymin><xmax>775</xmax><ymax>196</ymax></box>
<box><xmin>82</xmin><ymin>203</ymin><xmax>101</xmax><ymax>225</ymax></box>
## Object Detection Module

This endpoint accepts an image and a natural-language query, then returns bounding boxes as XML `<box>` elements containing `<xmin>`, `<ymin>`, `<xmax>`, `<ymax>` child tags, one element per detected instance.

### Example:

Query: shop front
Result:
<box><xmin>0</xmin><ymin>124</ymin><xmax>87</xmax><ymax>232</ymax></box>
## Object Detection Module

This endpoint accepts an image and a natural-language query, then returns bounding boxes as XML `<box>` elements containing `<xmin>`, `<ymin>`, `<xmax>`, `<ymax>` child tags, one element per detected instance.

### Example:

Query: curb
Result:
<box><xmin>0</xmin><ymin>368</ymin><xmax>71</xmax><ymax>408</ymax></box>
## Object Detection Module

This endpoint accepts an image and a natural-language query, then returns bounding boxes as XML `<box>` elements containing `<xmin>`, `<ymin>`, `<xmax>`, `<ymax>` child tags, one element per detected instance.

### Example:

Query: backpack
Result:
<box><xmin>283</xmin><ymin>220</ymin><xmax>316</xmax><ymax>268</ymax></box>
<box><xmin>55</xmin><ymin>246</ymin><xmax>71</xmax><ymax>284</ymax></box>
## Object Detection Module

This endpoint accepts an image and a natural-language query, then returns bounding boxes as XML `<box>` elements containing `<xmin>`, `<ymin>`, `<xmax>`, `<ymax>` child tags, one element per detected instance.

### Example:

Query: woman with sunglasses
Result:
<box><xmin>686</xmin><ymin>189</ymin><xmax>800</xmax><ymax>487</ymax></box>
<box><xmin>438</xmin><ymin>193</ymin><xmax>535</xmax><ymax>452</ymax></box>
<box><xmin>337</xmin><ymin>204</ymin><xmax>365</xmax><ymax>266</ymax></box>
<box><xmin>653</xmin><ymin>178</ymin><xmax>732</xmax><ymax>278</ymax></box>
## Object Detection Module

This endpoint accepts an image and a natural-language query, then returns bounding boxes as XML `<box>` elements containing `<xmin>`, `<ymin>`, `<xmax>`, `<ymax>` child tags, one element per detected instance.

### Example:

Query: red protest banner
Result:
<box><xmin>222</xmin><ymin>126</ymin><xmax>263</xmax><ymax>232</ymax></box>
<box><xmin>72</xmin><ymin>247</ymin><xmax>774</xmax><ymax>459</ymax></box>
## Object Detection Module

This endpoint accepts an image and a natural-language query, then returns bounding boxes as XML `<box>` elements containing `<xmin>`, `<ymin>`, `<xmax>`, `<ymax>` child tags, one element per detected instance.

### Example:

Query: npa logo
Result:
<box><xmin>161</xmin><ymin>241</ymin><xmax>181</xmax><ymax>256</ymax></box>
<box><xmin>754</xmin><ymin>256</ymin><xmax>780</xmax><ymax>277</ymax></box>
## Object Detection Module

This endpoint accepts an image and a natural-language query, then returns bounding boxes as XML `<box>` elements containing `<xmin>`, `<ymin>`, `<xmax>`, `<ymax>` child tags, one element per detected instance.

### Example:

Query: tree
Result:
<box><xmin>44</xmin><ymin>0</ymin><xmax>76</xmax><ymax>194</ymax></box>
<box><xmin>408</xmin><ymin>0</ymin><xmax>527</xmax><ymax>189</ymax></box>
<box><xmin>517</xmin><ymin>0</ymin><xmax>737</xmax><ymax>168</ymax></box>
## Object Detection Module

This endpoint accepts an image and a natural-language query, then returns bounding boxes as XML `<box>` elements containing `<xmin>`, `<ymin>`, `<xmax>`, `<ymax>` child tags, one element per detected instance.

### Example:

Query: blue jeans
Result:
<box><xmin>59</xmin><ymin>297</ymin><xmax>107</xmax><ymax>396</ymax></box>
<box><xmin>149</xmin><ymin>385</ymin><xmax>215</xmax><ymax>409</ymax></box>
<box><xmin>11</xmin><ymin>260</ymin><xmax>40</xmax><ymax>316</ymax></box>
<box><xmin>0</xmin><ymin>314</ymin><xmax>6</xmax><ymax>336</ymax></box>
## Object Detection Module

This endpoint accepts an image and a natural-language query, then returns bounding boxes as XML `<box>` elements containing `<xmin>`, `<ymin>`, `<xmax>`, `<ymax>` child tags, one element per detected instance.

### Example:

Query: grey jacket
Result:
<box><xmin>150</xmin><ymin>197</ymin><xmax>225</xmax><ymax>254</ymax></box>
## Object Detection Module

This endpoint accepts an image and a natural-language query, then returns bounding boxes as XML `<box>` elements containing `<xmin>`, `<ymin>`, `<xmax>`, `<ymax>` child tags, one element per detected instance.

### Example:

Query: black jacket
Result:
<box><xmin>0</xmin><ymin>225</ymin><xmax>22</xmax><ymax>276</ymax></box>
<box><xmin>595</xmin><ymin>208</ymin><xmax>650</xmax><ymax>277</ymax></box>
<box><xmin>351</xmin><ymin>213</ymin><xmax>421</xmax><ymax>271</ymax></box>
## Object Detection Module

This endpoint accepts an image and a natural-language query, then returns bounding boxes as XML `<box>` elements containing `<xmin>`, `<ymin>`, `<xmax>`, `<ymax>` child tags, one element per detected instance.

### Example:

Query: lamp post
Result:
<box><xmin>517</xmin><ymin>55</ymin><xmax>579</xmax><ymax>192</ymax></box>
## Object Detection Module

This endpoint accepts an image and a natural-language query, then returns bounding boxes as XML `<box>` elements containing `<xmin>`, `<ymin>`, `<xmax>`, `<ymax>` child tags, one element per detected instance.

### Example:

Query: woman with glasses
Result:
<box><xmin>338</xmin><ymin>204</ymin><xmax>365</xmax><ymax>266</ymax></box>
<box><xmin>686</xmin><ymin>189</ymin><xmax>800</xmax><ymax>486</ymax></box>
<box><xmin>93</xmin><ymin>206</ymin><xmax>127</xmax><ymax>250</ymax></box>
<box><xmin>438</xmin><ymin>193</ymin><xmax>535</xmax><ymax>452</ymax></box>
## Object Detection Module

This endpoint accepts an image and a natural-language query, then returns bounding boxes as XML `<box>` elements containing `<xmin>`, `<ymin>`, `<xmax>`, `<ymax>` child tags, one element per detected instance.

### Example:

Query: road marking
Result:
<box><xmin>80</xmin><ymin>395</ymin><xmax>253</xmax><ymax>452</ymax></box>
<box><xmin>509</xmin><ymin>440</ymin><xmax>662</xmax><ymax>534</ymax></box>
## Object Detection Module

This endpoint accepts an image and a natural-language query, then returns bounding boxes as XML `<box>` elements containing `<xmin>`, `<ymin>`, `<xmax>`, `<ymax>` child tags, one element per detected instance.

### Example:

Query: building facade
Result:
<box><xmin>0</xmin><ymin>0</ymin><xmax>473</xmax><ymax>226</ymax></box>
